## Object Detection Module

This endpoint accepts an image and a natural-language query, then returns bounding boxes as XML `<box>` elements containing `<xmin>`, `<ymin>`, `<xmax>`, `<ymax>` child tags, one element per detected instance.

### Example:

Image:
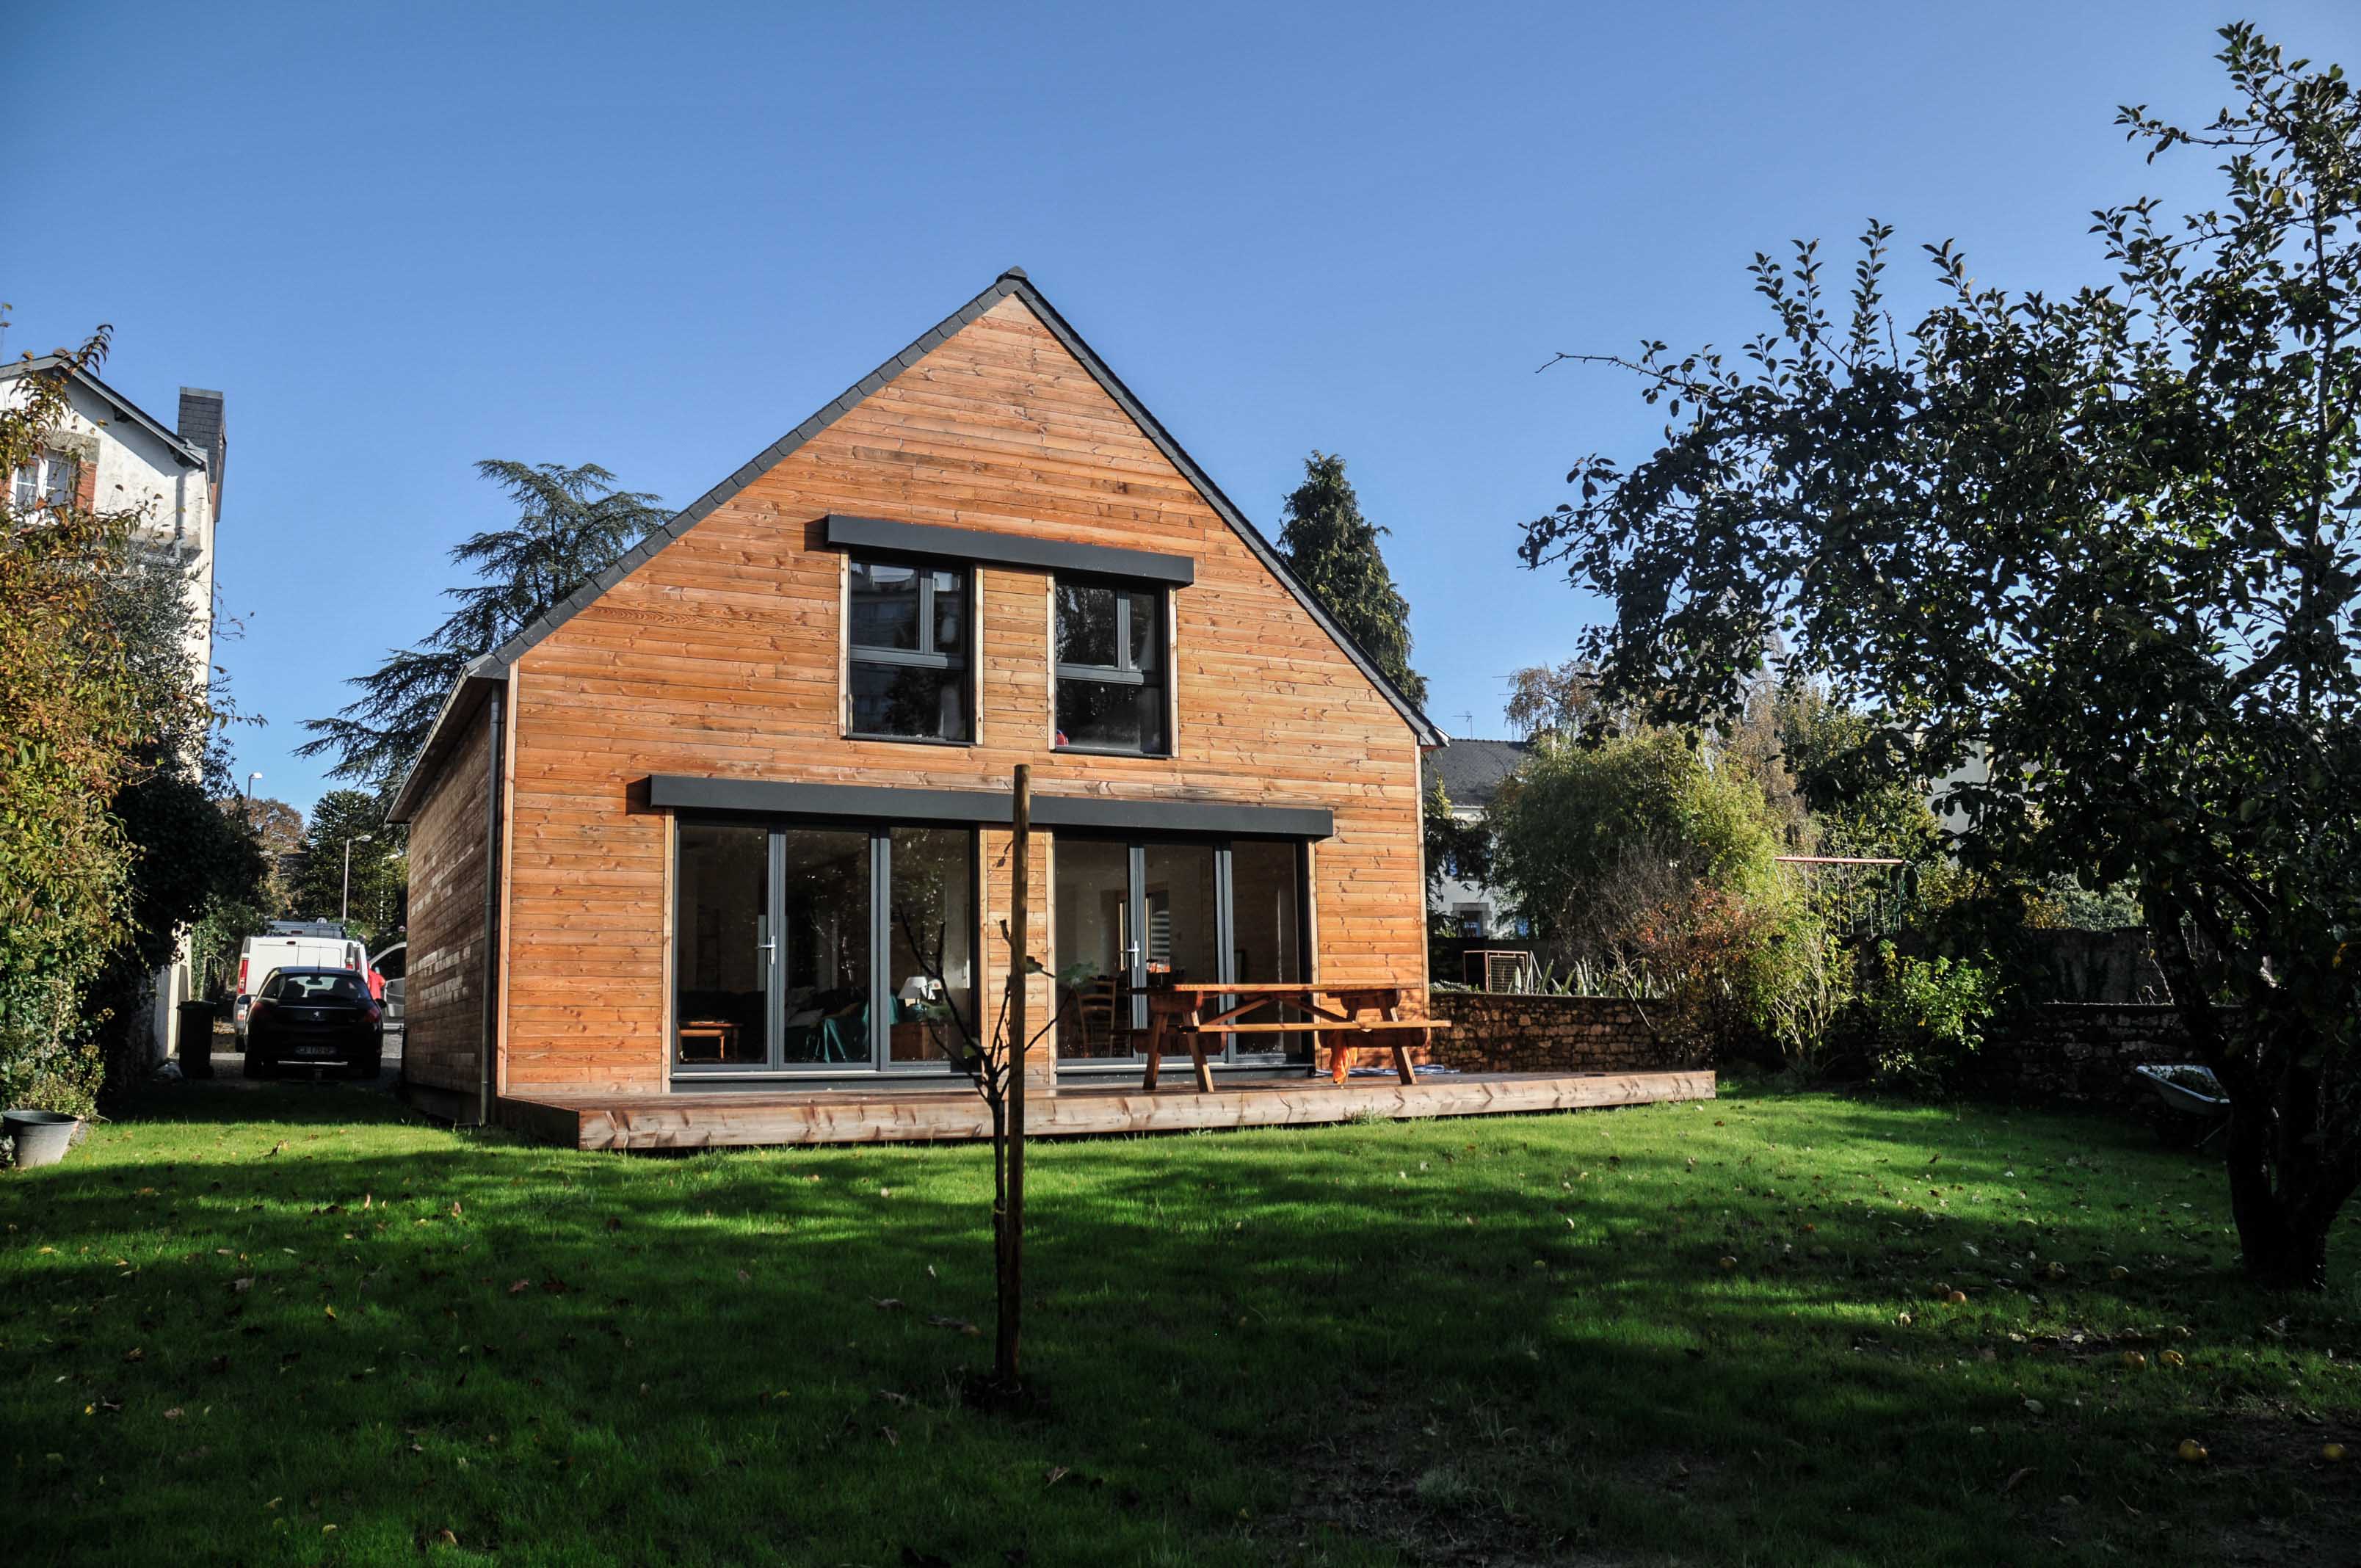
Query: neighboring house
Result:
<box><xmin>1929</xmin><ymin>741</ymin><xmax>1991</xmax><ymax>838</ymax></box>
<box><xmin>1424</xmin><ymin>738</ymin><xmax>1530</xmax><ymax>941</ymax></box>
<box><xmin>385</xmin><ymin>269</ymin><xmax>1448</xmax><ymax>1128</ymax></box>
<box><xmin>0</xmin><ymin>355</ymin><xmax>227</xmax><ymax>1061</ymax></box>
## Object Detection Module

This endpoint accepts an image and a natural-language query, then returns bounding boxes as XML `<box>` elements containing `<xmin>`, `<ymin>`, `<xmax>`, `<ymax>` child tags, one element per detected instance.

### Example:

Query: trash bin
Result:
<box><xmin>177</xmin><ymin>999</ymin><xmax>217</xmax><ymax>1080</ymax></box>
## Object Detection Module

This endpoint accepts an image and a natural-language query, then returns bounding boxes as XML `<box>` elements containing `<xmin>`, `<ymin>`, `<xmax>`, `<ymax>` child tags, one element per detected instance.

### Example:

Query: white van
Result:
<box><xmin>373</xmin><ymin>942</ymin><xmax>408</xmax><ymax>1030</ymax></box>
<box><xmin>235</xmin><ymin>930</ymin><xmax>370</xmax><ymax>1039</ymax></box>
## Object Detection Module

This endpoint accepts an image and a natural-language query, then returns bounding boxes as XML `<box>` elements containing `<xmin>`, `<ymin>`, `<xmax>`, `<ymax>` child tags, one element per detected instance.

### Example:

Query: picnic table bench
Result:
<box><xmin>1141</xmin><ymin>982</ymin><xmax>1450</xmax><ymax>1092</ymax></box>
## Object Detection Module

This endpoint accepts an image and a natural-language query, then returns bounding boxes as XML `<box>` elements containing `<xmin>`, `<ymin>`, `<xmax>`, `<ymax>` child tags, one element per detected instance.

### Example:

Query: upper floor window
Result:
<box><xmin>10</xmin><ymin>449</ymin><xmax>75</xmax><ymax>515</ymax></box>
<box><xmin>846</xmin><ymin>555</ymin><xmax>971</xmax><ymax>743</ymax></box>
<box><xmin>1053</xmin><ymin>578</ymin><xmax>1167</xmax><ymax>755</ymax></box>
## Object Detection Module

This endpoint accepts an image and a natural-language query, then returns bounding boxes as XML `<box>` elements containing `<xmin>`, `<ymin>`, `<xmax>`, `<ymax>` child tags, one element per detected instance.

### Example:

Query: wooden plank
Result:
<box><xmin>496</xmin><ymin>1070</ymin><xmax>1717</xmax><ymax>1149</ymax></box>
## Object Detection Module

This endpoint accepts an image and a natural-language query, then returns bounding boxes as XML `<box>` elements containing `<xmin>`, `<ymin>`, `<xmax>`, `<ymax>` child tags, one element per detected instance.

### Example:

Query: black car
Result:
<box><xmin>244</xmin><ymin>968</ymin><xmax>383</xmax><ymax>1079</ymax></box>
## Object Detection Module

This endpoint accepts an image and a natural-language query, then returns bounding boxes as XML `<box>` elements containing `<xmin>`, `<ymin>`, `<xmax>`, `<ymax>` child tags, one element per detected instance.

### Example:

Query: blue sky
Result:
<box><xmin>10</xmin><ymin>1</ymin><xmax>2357</xmax><ymax>818</ymax></box>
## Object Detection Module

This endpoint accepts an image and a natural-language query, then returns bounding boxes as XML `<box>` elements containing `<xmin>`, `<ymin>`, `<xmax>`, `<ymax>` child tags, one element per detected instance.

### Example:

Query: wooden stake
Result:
<box><xmin>999</xmin><ymin>763</ymin><xmax>1031</xmax><ymax>1388</ymax></box>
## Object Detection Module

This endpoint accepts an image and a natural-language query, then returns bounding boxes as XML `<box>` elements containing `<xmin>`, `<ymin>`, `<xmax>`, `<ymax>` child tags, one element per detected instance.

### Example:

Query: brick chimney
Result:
<box><xmin>177</xmin><ymin>387</ymin><xmax>226</xmax><ymax>519</ymax></box>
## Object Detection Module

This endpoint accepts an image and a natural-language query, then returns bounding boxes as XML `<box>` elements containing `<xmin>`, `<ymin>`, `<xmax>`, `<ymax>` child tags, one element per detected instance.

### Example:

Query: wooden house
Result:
<box><xmin>388</xmin><ymin>270</ymin><xmax>1710</xmax><ymax>1147</ymax></box>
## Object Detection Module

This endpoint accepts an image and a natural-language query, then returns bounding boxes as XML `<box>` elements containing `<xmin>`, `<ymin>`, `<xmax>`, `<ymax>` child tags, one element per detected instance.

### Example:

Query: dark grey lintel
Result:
<box><xmin>822</xmin><ymin>513</ymin><xmax>1195</xmax><ymax>586</ymax></box>
<box><xmin>644</xmin><ymin>774</ymin><xmax>1330</xmax><ymax>839</ymax></box>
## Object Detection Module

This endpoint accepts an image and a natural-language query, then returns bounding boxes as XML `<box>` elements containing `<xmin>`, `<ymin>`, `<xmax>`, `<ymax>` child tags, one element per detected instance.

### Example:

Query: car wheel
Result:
<box><xmin>244</xmin><ymin>1053</ymin><xmax>272</xmax><ymax>1080</ymax></box>
<box><xmin>349</xmin><ymin>1056</ymin><xmax>381</xmax><ymax>1081</ymax></box>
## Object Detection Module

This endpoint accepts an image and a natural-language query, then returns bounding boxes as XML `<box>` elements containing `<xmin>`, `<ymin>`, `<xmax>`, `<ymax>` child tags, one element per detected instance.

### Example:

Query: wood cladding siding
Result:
<box><xmin>402</xmin><ymin>705</ymin><xmax>494</xmax><ymax>1097</ymax></box>
<box><xmin>495</xmin><ymin>296</ymin><xmax>1426</xmax><ymax>1095</ymax></box>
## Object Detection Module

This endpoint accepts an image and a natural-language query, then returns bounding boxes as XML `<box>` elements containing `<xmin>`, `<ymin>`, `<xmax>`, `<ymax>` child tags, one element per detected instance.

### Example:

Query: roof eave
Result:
<box><xmin>390</xmin><ymin>266</ymin><xmax>1447</xmax><ymax>793</ymax></box>
<box><xmin>998</xmin><ymin>277</ymin><xmax>1447</xmax><ymax>747</ymax></box>
<box><xmin>384</xmin><ymin>658</ymin><xmax>505</xmax><ymax>825</ymax></box>
<box><xmin>0</xmin><ymin>355</ymin><xmax>208</xmax><ymax>468</ymax></box>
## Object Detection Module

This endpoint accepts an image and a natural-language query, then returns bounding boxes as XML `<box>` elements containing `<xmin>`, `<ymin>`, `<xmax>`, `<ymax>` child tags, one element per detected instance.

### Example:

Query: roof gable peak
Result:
<box><xmin>390</xmin><ymin>269</ymin><xmax>1443</xmax><ymax>819</ymax></box>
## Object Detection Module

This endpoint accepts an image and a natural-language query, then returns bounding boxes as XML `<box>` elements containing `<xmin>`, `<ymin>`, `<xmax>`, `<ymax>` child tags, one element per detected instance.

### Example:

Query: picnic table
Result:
<box><xmin>1139</xmin><ymin>982</ymin><xmax>1450</xmax><ymax>1092</ymax></box>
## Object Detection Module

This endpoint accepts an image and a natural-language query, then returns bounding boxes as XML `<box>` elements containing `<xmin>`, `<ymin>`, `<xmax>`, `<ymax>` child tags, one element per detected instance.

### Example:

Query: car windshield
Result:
<box><xmin>275</xmin><ymin>972</ymin><xmax>366</xmax><ymax>1003</ymax></box>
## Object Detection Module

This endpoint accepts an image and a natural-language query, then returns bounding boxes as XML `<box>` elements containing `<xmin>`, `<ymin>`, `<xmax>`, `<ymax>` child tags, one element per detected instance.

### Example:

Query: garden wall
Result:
<box><xmin>1962</xmin><ymin>1003</ymin><xmax>2191</xmax><ymax>1106</ymax></box>
<box><xmin>1426</xmin><ymin>994</ymin><xmax>2194</xmax><ymax>1103</ymax></box>
<box><xmin>1426</xmin><ymin>992</ymin><xmax>1699</xmax><ymax>1075</ymax></box>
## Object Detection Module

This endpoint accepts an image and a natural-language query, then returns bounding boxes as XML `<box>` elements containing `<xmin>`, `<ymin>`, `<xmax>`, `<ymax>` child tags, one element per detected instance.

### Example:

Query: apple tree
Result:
<box><xmin>1521</xmin><ymin>25</ymin><xmax>2361</xmax><ymax>1289</ymax></box>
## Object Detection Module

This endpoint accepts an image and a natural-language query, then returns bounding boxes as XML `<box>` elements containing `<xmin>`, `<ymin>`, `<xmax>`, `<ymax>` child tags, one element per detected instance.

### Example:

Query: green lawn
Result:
<box><xmin>4</xmin><ymin>1080</ymin><xmax>2357</xmax><ymax>1567</ymax></box>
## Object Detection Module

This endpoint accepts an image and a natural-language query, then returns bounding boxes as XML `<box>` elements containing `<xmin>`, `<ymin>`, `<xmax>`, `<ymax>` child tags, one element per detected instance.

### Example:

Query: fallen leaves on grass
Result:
<box><xmin>926</xmin><ymin>1315</ymin><xmax>980</xmax><ymax>1335</ymax></box>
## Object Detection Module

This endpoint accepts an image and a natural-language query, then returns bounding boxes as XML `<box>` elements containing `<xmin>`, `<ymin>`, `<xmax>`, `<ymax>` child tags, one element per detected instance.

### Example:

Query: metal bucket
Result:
<box><xmin>4</xmin><ymin>1109</ymin><xmax>81</xmax><ymax>1169</ymax></box>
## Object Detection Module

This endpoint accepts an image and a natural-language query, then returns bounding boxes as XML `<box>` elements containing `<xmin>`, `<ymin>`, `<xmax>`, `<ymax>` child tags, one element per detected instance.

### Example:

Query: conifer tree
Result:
<box><xmin>302</xmin><ymin>460</ymin><xmax>667</xmax><ymax>794</ymax></box>
<box><xmin>1274</xmin><ymin>452</ymin><xmax>1428</xmax><ymax>707</ymax></box>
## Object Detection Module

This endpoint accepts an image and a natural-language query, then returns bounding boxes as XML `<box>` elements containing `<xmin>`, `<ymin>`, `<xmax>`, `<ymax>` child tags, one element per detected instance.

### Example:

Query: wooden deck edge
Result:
<box><xmin>496</xmin><ymin>1094</ymin><xmax>591</xmax><ymax>1146</ymax></box>
<box><xmin>498</xmin><ymin>1070</ymin><xmax>1716</xmax><ymax>1152</ymax></box>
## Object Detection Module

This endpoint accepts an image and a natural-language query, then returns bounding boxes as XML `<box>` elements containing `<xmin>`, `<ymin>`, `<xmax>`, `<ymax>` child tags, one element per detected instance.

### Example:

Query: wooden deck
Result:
<box><xmin>498</xmin><ymin>1069</ymin><xmax>1717</xmax><ymax>1150</ymax></box>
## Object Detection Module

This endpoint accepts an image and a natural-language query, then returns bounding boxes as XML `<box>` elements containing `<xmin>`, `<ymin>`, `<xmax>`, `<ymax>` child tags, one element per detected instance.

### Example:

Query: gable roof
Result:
<box><xmin>0</xmin><ymin>354</ymin><xmax>208</xmax><ymax>468</ymax></box>
<box><xmin>1422</xmin><ymin>738</ymin><xmax>1531</xmax><ymax>811</ymax></box>
<box><xmin>389</xmin><ymin>269</ymin><xmax>1446</xmax><ymax>821</ymax></box>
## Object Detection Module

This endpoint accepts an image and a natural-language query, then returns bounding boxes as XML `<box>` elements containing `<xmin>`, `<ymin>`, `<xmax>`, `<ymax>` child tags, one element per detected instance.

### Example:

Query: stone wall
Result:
<box><xmin>1426</xmin><ymin>991</ymin><xmax>1698</xmax><ymax>1075</ymax></box>
<box><xmin>1962</xmin><ymin>1003</ymin><xmax>2192</xmax><ymax>1106</ymax></box>
<box><xmin>1426</xmin><ymin>992</ymin><xmax>2194</xmax><ymax>1101</ymax></box>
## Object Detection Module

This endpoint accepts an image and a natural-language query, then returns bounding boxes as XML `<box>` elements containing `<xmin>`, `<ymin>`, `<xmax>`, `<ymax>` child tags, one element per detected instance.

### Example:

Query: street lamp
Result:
<box><xmin>342</xmin><ymin>833</ymin><xmax>374</xmax><ymax>923</ymax></box>
<box><xmin>244</xmin><ymin>771</ymin><xmax>261</xmax><ymax>800</ymax></box>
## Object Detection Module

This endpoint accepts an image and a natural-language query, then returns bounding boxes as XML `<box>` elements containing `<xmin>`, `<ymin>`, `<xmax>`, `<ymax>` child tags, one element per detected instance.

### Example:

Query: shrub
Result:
<box><xmin>1492</xmin><ymin>730</ymin><xmax>1847</xmax><ymax>1062</ymax></box>
<box><xmin>1624</xmin><ymin>880</ymin><xmax>1847</xmax><ymax>1065</ymax></box>
<box><xmin>1860</xmin><ymin>942</ymin><xmax>1997</xmax><ymax>1093</ymax></box>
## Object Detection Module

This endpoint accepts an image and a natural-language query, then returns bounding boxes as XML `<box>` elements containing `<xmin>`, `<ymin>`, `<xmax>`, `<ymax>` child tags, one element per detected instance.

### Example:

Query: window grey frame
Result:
<box><xmin>1055</xmin><ymin>833</ymin><xmax>1311</xmax><ymax>1072</ymax></box>
<box><xmin>1052</xmin><ymin>575</ymin><xmax>1171</xmax><ymax>757</ymax></box>
<box><xmin>672</xmin><ymin>816</ymin><xmax>980</xmax><ymax>1077</ymax></box>
<box><xmin>845</xmin><ymin>553</ymin><xmax>975</xmax><ymax>744</ymax></box>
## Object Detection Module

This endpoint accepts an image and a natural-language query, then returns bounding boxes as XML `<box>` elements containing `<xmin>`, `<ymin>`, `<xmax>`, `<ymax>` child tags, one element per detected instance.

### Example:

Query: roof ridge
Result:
<box><xmin>0</xmin><ymin>354</ymin><xmax>208</xmax><ymax>467</ymax></box>
<box><xmin>389</xmin><ymin>269</ymin><xmax>1445</xmax><ymax>818</ymax></box>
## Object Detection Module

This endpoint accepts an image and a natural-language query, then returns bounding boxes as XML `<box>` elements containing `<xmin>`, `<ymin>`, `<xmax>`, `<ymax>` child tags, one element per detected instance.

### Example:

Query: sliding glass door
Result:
<box><xmin>1053</xmin><ymin>840</ymin><xmax>1135</xmax><ymax>1059</ymax></box>
<box><xmin>1052</xmin><ymin>835</ymin><xmax>1308</xmax><ymax>1067</ymax></box>
<box><xmin>674</xmin><ymin>821</ymin><xmax>976</xmax><ymax>1075</ymax></box>
<box><xmin>674</xmin><ymin>824</ymin><xmax>772</xmax><ymax>1067</ymax></box>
